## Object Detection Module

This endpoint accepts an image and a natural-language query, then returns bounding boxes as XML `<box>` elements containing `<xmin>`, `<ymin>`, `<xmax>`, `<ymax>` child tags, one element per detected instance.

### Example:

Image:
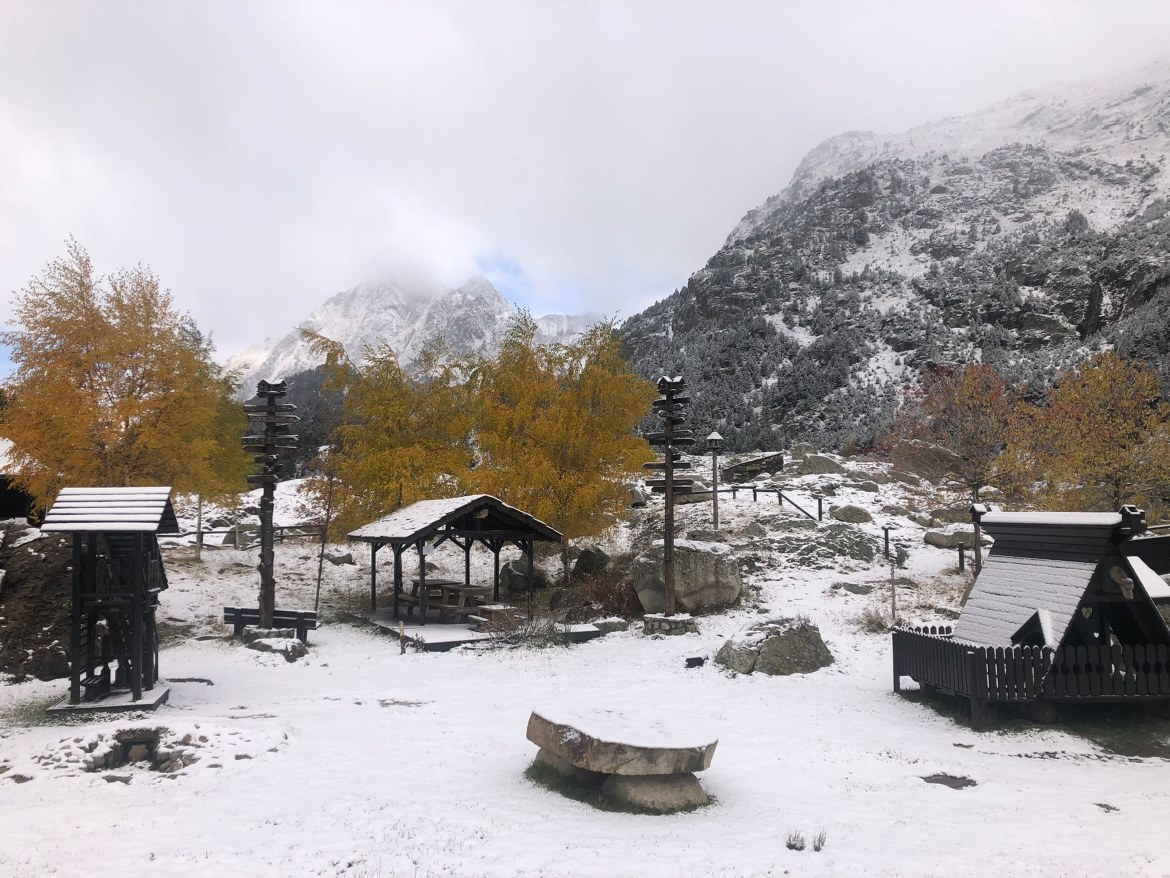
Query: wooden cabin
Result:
<box><xmin>893</xmin><ymin>506</ymin><xmax>1170</xmax><ymax>728</ymax></box>
<box><xmin>41</xmin><ymin>487</ymin><xmax>179</xmax><ymax>706</ymax></box>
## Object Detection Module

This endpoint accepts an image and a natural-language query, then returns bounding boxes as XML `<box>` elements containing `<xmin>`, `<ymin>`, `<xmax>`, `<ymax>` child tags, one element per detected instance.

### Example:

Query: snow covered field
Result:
<box><xmin>2</xmin><ymin>466</ymin><xmax>1170</xmax><ymax>877</ymax></box>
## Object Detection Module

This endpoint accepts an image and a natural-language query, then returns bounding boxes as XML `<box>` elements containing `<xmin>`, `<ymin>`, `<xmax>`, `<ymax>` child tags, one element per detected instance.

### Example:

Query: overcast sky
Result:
<box><xmin>2</xmin><ymin>1</ymin><xmax>1170</xmax><ymax>360</ymax></box>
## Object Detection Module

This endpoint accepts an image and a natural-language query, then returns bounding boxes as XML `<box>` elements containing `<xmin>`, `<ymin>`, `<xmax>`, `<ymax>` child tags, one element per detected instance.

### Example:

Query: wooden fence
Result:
<box><xmin>892</xmin><ymin>625</ymin><xmax>1170</xmax><ymax>728</ymax></box>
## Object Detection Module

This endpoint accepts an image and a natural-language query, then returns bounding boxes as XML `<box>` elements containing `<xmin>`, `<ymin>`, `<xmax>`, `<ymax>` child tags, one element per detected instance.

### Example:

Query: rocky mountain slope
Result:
<box><xmin>623</xmin><ymin>59</ymin><xmax>1170</xmax><ymax>451</ymax></box>
<box><xmin>227</xmin><ymin>276</ymin><xmax>598</xmax><ymax>395</ymax></box>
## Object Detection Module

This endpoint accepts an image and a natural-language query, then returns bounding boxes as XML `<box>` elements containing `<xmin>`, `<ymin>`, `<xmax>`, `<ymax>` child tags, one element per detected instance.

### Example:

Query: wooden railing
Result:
<box><xmin>893</xmin><ymin>625</ymin><xmax>1170</xmax><ymax>726</ymax></box>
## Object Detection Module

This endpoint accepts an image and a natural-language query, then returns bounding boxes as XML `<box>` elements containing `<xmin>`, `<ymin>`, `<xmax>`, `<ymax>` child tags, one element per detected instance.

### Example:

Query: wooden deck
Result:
<box><xmin>47</xmin><ymin>686</ymin><xmax>171</xmax><ymax>714</ymax></box>
<box><xmin>369</xmin><ymin>610</ymin><xmax>602</xmax><ymax>652</ymax></box>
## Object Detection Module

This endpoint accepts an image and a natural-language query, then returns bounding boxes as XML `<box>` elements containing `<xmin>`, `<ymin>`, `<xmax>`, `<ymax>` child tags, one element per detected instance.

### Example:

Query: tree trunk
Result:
<box><xmin>195</xmin><ymin>495</ymin><xmax>204</xmax><ymax>562</ymax></box>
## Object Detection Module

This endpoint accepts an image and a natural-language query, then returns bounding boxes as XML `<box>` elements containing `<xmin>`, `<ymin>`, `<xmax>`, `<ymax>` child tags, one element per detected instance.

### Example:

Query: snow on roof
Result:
<box><xmin>41</xmin><ymin>486</ymin><xmax>180</xmax><ymax>534</ymax></box>
<box><xmin>1126</xmin><ymin>555</ymin><xmax>1170</xmax><ymax>601</ymax></box>
<box><xmin>348</xmin><ymin>494</ymin><xmax>561</xmax><ymax>544</ymax></box>
<box><xmin>980</xmin><ymin>511</ymin><xmax>1122</xmax><ymax>527</ymax></box>
<box><xmin>953</xmin><ymin>555</ymin><xmax>1097</xmax><ymax>648</ymax></box>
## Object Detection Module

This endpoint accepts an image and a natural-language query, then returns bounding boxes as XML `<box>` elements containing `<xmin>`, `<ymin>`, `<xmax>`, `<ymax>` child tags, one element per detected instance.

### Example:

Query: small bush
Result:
<box><xmin>813</xmin><ymin>830</ymin><xmax>827</xmax><ymax>852</ymax></box>
<box><xmin>578</xmin><ymin>557</ymin><xmax>642</xmax><ymax>619</ymax></box>
<box><xmin>856</xmin><ymin>606</ymin><xmax>891</xmax><ymax>634</ymax></box>
<box><xmin>785</xmin><ymin>830</ymin><xmax>805</xmax><ymax>851</ymax></box>
<box><xmin>480</xmin><ymin>615</ymin><xmax>570</xmax><ymax>650</ymax></box>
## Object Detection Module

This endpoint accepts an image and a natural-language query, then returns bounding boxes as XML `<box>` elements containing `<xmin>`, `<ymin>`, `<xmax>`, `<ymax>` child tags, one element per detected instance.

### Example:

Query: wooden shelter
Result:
<box><xmin>348</xmin><ymin>495</ymin><xmax>561</xmax><ymax>623</ymax></box>
<box><xmin>893</xmin><ymin>505</ymin><xmax>1170</xmax><ymax>727</ymax></box>
<box><xmin>42</xmin><ymin>487</ymin><xmax>179</xmax><ymax>705</ymax></box>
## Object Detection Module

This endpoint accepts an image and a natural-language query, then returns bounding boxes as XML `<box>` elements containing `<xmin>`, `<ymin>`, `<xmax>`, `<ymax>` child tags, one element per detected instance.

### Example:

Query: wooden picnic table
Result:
<box><xmin>401</xmin><ymin>578</ymin><xmax>490</xmax><ymax>623</ymax></box>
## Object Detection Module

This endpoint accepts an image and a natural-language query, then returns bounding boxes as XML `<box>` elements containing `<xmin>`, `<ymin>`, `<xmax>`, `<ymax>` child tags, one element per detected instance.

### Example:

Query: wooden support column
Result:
<box><xmin>525</xmin><ymin>540</ymin><xmax>534</xmax><ymax>620</ymax></box>
<box><xmin>393</xmin><ymin>545</ymin><xmax>403</xmax><ymax>619</ymax></box>
<box><xmin>130</xmin><ymin>532</ymin><xmax>144</xmax><ymax>702</ymax></box>
<box><xmin>370</xmin><ymin>543</ymin><xmax>379</xmax><ymax>613</ymax></box>
<box><xmin>418</xmin><ymin>541</ymin><xmax>428</xmax><ymax>625</ymax></box>
<box><xmin>69</xmin><ymin>533</ymin><xmax>82</xmax><ymax>705</ymax></box>
<box><xmin>464</xmin><ymin>540</ymin><xmax>471</xmax><ymax>587</ymax></box>
<box><xmin>492</xmin><ymin>540</ymin><xmax>501</xmax><ymax>602</ymax></box>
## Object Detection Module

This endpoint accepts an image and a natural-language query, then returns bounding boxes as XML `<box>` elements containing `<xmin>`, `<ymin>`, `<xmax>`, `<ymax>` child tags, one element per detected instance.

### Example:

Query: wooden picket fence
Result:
<box><xmin>892</xmin><ymin>625</ymin><xmax>1170</xmax><ymax>728</ymax></box>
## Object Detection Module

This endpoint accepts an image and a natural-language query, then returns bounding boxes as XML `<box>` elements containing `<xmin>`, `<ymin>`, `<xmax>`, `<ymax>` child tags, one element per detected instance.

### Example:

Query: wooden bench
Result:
<box><xmin>223</xmin><ymin>607</ymin><xmax>318</xmax><ymax>643</ymax></box>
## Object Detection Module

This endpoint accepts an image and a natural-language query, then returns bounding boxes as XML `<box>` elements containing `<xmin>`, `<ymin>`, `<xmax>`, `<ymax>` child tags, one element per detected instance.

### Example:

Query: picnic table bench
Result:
<box><xmin>397</xmin><ymin>578</ymin><xmax>492</xmax><ymax>624</ymax></box>
<box><xmin>223</xmin><ymin>606</ymin><xmax>318</xmax><ymax>643</ymax></box>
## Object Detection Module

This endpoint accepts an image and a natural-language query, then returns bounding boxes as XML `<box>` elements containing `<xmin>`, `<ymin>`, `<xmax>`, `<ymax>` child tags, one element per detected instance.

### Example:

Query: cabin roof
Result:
<box><xmin>41</xmin><ymin>486</ymin><xmax>180</xmax><ymax>534</ymax></box>
<box><xmin>348</xmin><ymin>494</ymin><xmax>561</xmax><ymax>546</ymax></box>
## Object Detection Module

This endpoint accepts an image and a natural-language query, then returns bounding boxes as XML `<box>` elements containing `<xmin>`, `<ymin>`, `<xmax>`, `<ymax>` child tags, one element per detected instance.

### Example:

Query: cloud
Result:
<box><xmin>1</xmin><ymin>0</ymin><xmax>1169</xmax><ymax>358</ymax></box>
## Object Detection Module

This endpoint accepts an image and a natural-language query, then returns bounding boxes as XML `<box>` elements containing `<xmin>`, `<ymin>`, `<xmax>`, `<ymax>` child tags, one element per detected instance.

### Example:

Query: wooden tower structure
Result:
<box><xmin>41</xmin><ymin>486</ymin><xmax>179</xmax><ymax>705</ymax></box>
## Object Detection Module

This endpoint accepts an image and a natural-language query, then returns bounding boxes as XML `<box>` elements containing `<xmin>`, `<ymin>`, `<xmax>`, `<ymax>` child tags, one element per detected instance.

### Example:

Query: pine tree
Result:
<box><xmin>0</xmin><ymin>240</ymin><xmax>248</xmax><ymax>512</ymax></box>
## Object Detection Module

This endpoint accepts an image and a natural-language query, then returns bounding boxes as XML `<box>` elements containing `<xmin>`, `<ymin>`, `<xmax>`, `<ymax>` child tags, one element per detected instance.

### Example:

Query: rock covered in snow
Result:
<box><xmin>631</xmin><ymin>540</ymin><xmax>741</xmax><ymax>613</ymax></box>
<box><xmin>797</xmin><ymin>455</ymin><xmax>847</xmax><ymax>476</ymax></box>
<box><xmin>501</xmin><ymin>559</ymin><xmax>552</xmax><ymax>591</ymax></box>
<box><xmin>247</xmin><ymin>637</ymin><xmax>308</xmax><ymax>662</ymax></box>
<box><xmin>715</xmin><ymin>617</ymin><xmax>834</xmax><ymax>676</ymax></box>
<box><xmin>830</xmin><ymin>504</ymin><xmax>873</xmax><ymax>524</ymax></box>
<box><xmin>601</xmin><ymin>773</ymin><xmax>710</xmax><ymax>813</ymax></box>
<box><xmin>573</xmin><ymin>546</ymin><xmax>610</xmax><ymax>577</ymax></box>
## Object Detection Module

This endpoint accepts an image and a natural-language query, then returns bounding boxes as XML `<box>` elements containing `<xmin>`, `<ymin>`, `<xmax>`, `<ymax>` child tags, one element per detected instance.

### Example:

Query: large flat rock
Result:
<box><xmin>526</xmin><ymin>709</ymin><xmax>717</xmax><ymax>776</ymax></box>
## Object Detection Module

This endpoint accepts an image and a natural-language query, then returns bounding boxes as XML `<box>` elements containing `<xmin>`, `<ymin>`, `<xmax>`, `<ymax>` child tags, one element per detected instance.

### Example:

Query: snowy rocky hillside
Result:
<box><xmin>4</xmin><ymin>450</ymin><xmax>1170</xmax><ymax>875</ymax></box>
<box><xmin>623</xmin><ymin>59</ymin><xmax>1170</xmax><ymax>451</ymax></box>
<box><xmin>227</xmin><ymin>275</ymin><xmax>598</xmax><ymax>395</ymax></box>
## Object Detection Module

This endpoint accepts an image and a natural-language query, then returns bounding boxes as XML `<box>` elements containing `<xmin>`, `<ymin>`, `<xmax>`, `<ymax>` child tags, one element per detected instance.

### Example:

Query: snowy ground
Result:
<box><xmin>2</xmin><ymin>461</ymin><xmax>1170</xmax><ymax>877</ymax></box>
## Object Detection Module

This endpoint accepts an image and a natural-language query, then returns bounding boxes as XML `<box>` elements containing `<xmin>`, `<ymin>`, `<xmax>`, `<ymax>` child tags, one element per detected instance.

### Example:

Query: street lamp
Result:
<box><xmin>707</xmin><ymin>431</ymin><xmax>724</xmax><ymax>531</ymax></box>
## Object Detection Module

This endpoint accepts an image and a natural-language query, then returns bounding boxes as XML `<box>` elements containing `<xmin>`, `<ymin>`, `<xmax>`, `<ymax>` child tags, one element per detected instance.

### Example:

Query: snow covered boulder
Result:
<box><xmin>715</xmin><ymin>617</ymin><xmax>834</xmax><ymax>676</ymax></box>
<box><xmin>830</xmin><ymin>504</ymin><xmax>873</xmax><ymax>524</ymax></box>
<box><xmin>789</xmin><ymin>441</ymin><xmax>817</xmax><ymax>459</ymax></box>
<box><xmin>631</xmin><ymin>540</ymin><xmax>741</xmax><ymax>613</ymax></box>
<box><xmin>797</xmin><ymin>454</ymin><xmax>847</xmax><ymax>475</ymax></box>
<box><xmin>247</xmin><ymin>637</ymin><xmax>308</xmax><ymax>663</ymax></box>
<box><xmin>924</xmin><ymin>529</ymin><xmax>988</xmax><ymax>550</ymax></box>
<box><xmin>629</xmin><ymin>485</ymin><xmax>649</xmax><ymax>508</ymax></box>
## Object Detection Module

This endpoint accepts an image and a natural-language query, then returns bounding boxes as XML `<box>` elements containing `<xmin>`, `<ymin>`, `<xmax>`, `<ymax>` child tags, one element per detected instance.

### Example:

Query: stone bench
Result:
<box><xmin>526</xmin><ymin>709</ymin><xmax>717</xmax><ymax>813</ymax></box>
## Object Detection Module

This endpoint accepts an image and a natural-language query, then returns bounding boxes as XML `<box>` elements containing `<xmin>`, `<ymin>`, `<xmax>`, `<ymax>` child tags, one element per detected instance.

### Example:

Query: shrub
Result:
<box><xmin>856</xmin><ymin>606</ymin><xmax>891</xmax><ymax>634</ymax></box>
<box><xmin>813</xmin><ymin>830</ymin><xmax>827</xmax><ymax>852</ymax></box>
<box><xmin>785</xmin><ymin>830</ymin><xmax>806</xmax><ymax>851</ymax></box>
<box><xmin>578</xmin><ymin>556</ymin><xmax>642</xmax><ymax>619</ymax></box>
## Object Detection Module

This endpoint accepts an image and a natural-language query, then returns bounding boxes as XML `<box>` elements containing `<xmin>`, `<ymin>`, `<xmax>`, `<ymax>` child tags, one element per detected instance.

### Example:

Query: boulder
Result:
<box><xmin>686</xmin><ymin>529</ymin><xmax>721</xmax><ymax>542</ymax></box>
<box><xmin>789</xmin><ymin>441</ymin><xmax>817</xmax><ymax>459</ymax></box>
<box><xmin>526</xmin><ymin>710</ymin><xmax>717</xmax><ymax>776</ymax></box>
<box><xmin>924</xmin><ymin>529</ymin><xmax>977</xmax><ymax>550</ymax></box>
<box><xmin>533</xmin><ymin>748</ymin><xmax>606</xmax><ymax>787</ymax></box>
<box><xmin>573</xmin><ymin>546</ymin><xmax>611</xmax><ymax>577</ymax></box>
<box><xmin>912</xmin><ymin>513</ymin><xmax>934</xmax><ymax>528</ymax></box>
<box><xmin>601</xmin><ymin>773</ymin><xmax>710</xmax><ymax>813</ymax></box>
<box><xmin>324</xmin><ymin>551</ymin><xmax>355</xmax><ymax>566</ymax></box>
<box><xmin>830</xmin><ymin>504</ymin><xmax>873</xmax><ymax>524</ymax></box>
<box><xmin>889</xmin><ymin>469</ymin><xmax>923</xmax><ymax>487</ymax></box>
<box><xmin>592</xmin><ymin>617</ymin><xmax>631</xmax><ymax>635</ymax></box>
<box><xmin>890</xmin><ymin>439</ymin><xmax>960</xmax><ymax>481</ymax></box>
<box><xmin>797</xmin><ymin>454</ymin><xmax>847</xmax><ymax>476</ymax></box>
<box><xmin>631</xmin><ymin>540</ymin><xmax>741</xmax><ymax>613</ymax></box>
<box><xmin>773</xmin><ymin>523</ymin><xmax>879</xmax><ymax>567</ymax></box>
<box><xmin>714</xmin><ymin>617</ymin><xmax>834</xmax><ymax>676</ymax></box>
<box><xmin>881</xmin><ymin>504</ymin><xmax>910</xmax><ymax>516</ymax></box>
<box><xmin>849</xmin><ymin>481</ymin><xmax>881</xmax><ymax>493</ymax></box>
<box><xmin>743</xmin><ymin>521</ymin><xmax>767</xmax><ymax>539</ymax></box>
<box><xmin>501</xmin><ymin>559</ymin><xmax>552</xmax><ymax>592</ymax></box>
<box><xmin>629</xmin><ymin>486</ymin><xmax>649</xmax><ymax>508</ymax></box>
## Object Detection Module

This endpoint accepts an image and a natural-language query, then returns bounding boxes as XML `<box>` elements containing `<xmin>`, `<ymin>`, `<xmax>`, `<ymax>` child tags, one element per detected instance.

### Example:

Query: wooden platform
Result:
<box><xmin>47</xmin><ymin>686</ymin><xmax>171</xmax><ymax>714</ymax></box>
<box><xmin>369</xmin><ymin>610</ymin><xmax>602</xmax><ymax>652</ymax></box>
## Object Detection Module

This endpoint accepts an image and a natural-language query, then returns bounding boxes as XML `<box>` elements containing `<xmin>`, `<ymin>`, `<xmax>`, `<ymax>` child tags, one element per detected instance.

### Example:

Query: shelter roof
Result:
<box><xmin>41</xmin><ymin>487</ymin><xmax>180</xmax><ymax>534</ymax></box>
<box><xmin>348</xmin><ymin>494</ymin><xmax>562</xmax><ymax>546</ymax></box>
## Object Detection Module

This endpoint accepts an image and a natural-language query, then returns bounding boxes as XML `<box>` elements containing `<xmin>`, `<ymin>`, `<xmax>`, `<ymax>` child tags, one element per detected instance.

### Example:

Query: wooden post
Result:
<box><xmin>370</xmin><ymin>543</ymin><xmax>379</xmax><ymax>613</ymax></box>
<box><xmin>882</xmin><ymin>526</ymin><xmax>892</xmax><ymax>560</ymax></box>
<box><xmin>958</xmin><ymin>545</ymin><xmax>966</xmax><ymax>571</ymax></box>
<box><xmin>195</xmin><ymin>495</ymin><xmax>204</xmax><ymax>562</ymax></box>
<box><xmin>69</xmin><ymin>533</ymin><xmax>82</xmax><ymax>705</ymax></box>
<box><xmin>130</xmin><ymin>532</ymin><xmax>144</xmax><ymax>701</ymax></box>
<box><xmin>664</xmin><ymin>424</ymin><xmax>676</xmax><ymax>617</ymax></box>
<box><xmin>464</xmin><ymin>541</ymin><xmax>471</xmax><ymax>587</ymax></box>
<box><xmin>817</xmin><ymin>497</ymin><xmax>823</xmax><ymax>521</ymax></box>
<box><xmin>493</xmin><ymin>543</ymin><xmax>501</xmax><ymax>602</ymax></box>
<box><xmin>417</xmin><ymin>542</ymin><xmax>428</xmax><ymax>625</ymax></box>
<box><xmin>525</xmin><ymin>540</ymin><xmax>535</xmax><ymax>620</ymax></box>
<box><xmin>392</xmin><ymin>545</ymin><xmax>402</xmax><ymax>619</ymax></box>
<box><xmin>889</xmin><ymin>553</ymin><xmax>897</xmax><ymax>624</ymax></box>
<box><xmin>711</xmin><ymin>447</ymin><xmax>720</xmax><ymax>532</ymax></box>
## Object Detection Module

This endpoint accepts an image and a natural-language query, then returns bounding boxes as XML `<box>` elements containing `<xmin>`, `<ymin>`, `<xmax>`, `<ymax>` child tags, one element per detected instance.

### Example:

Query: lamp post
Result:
<box><xmin>707</xmin><ymin>431</ymin><xmax>723</xmax><ymax>531</ymax></box>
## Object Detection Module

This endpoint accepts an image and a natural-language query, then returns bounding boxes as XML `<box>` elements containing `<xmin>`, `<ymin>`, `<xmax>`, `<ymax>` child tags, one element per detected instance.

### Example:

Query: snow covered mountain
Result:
<box><xmin>623</xmin><ymin>59</ymin><xmax>1170</xmax><ymax>451</ymax></box>
<box><xmin>227</xmin><ymin>276</ymin><xmax>599</xmax><ymax>394</ymax></box>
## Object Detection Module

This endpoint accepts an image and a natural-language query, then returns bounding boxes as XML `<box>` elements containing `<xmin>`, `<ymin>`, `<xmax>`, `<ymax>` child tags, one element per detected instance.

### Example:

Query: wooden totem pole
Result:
<box><xmin>242</xmin><ymin>379</ymin><xmax>299</xmax><ymax>628</ymax></box>
<box><xmin>644</xmin><ymin>376</ymin><xmax>694</xmax><ymax>616</ymax></box>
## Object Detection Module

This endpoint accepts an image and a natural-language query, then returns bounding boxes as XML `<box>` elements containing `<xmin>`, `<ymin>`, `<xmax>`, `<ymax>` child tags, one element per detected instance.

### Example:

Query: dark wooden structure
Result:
<box><xmin>241</xmin><ymin>379</ymin><xmax>299</xmax><ymax>629</ymax></box>
<box><xmin>348</xmin><ymin>495</ymin><xmax>561</xmax><ymax>623</ymax></box>
<box><xmin>644</xmin><ymin>376</ymin><xmax>693</xmax><ymax>616</ymax></box>
<box><xmin>893</xmin><ymin>506</ymin><xmax>1170</xmax><ymax>727</ymax></box>
<box><xmin>41</xmin><ymin>487</ymin><xmax>179</xmax><ymax>705</ymax></box>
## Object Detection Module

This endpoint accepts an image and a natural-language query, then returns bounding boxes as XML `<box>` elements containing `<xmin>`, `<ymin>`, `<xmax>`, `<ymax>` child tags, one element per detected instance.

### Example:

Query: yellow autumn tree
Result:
<box><xmin>1003</xmin><ymin>352</ymin><xmax>1170</xmax><ymax>512</ymax></box>
<box><xmin>0</xmin><ymin>239</ymin><xmax>249</xmax><ymax>512</ymax></box>
<box><xmin>468</xmin><ymin>314</ymin><xmax>656</xmax><ymax>582</ymax></box>
<box><xmin>300</xmin><ymin>332</ymin><xmax>475</xmax><ymax>535</ymax></box>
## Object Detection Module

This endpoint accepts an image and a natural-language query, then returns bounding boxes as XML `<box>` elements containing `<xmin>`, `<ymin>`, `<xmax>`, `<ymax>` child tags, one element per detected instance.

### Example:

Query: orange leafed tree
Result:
<box><xmin>0</xmin><ymin>239</ymin><xmax>248</xmax><ymax>512</ymax></box>
<box><xmin>1003</xmin><ymin>352</ymin><xmax>1170</xmax><ymax>512</ymax></box>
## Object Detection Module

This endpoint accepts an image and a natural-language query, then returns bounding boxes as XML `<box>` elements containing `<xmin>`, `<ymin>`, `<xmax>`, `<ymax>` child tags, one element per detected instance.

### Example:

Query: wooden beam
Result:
<box><xmin>370</xmin><ymin>543</ymin><xmax>379</xmax><ymax>613</ymax></box>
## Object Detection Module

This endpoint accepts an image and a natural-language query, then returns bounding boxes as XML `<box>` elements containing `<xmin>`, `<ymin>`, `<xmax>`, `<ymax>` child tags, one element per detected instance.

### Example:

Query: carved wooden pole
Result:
<box><xmin>242</xmin><ymin>379</ymin><xmax>299</xmax><ymax>629</ymax></box>
<box><xmin>644</xmin><ymin>377</ymin><xmax>693</xmax><ymax>617</ymax></box>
